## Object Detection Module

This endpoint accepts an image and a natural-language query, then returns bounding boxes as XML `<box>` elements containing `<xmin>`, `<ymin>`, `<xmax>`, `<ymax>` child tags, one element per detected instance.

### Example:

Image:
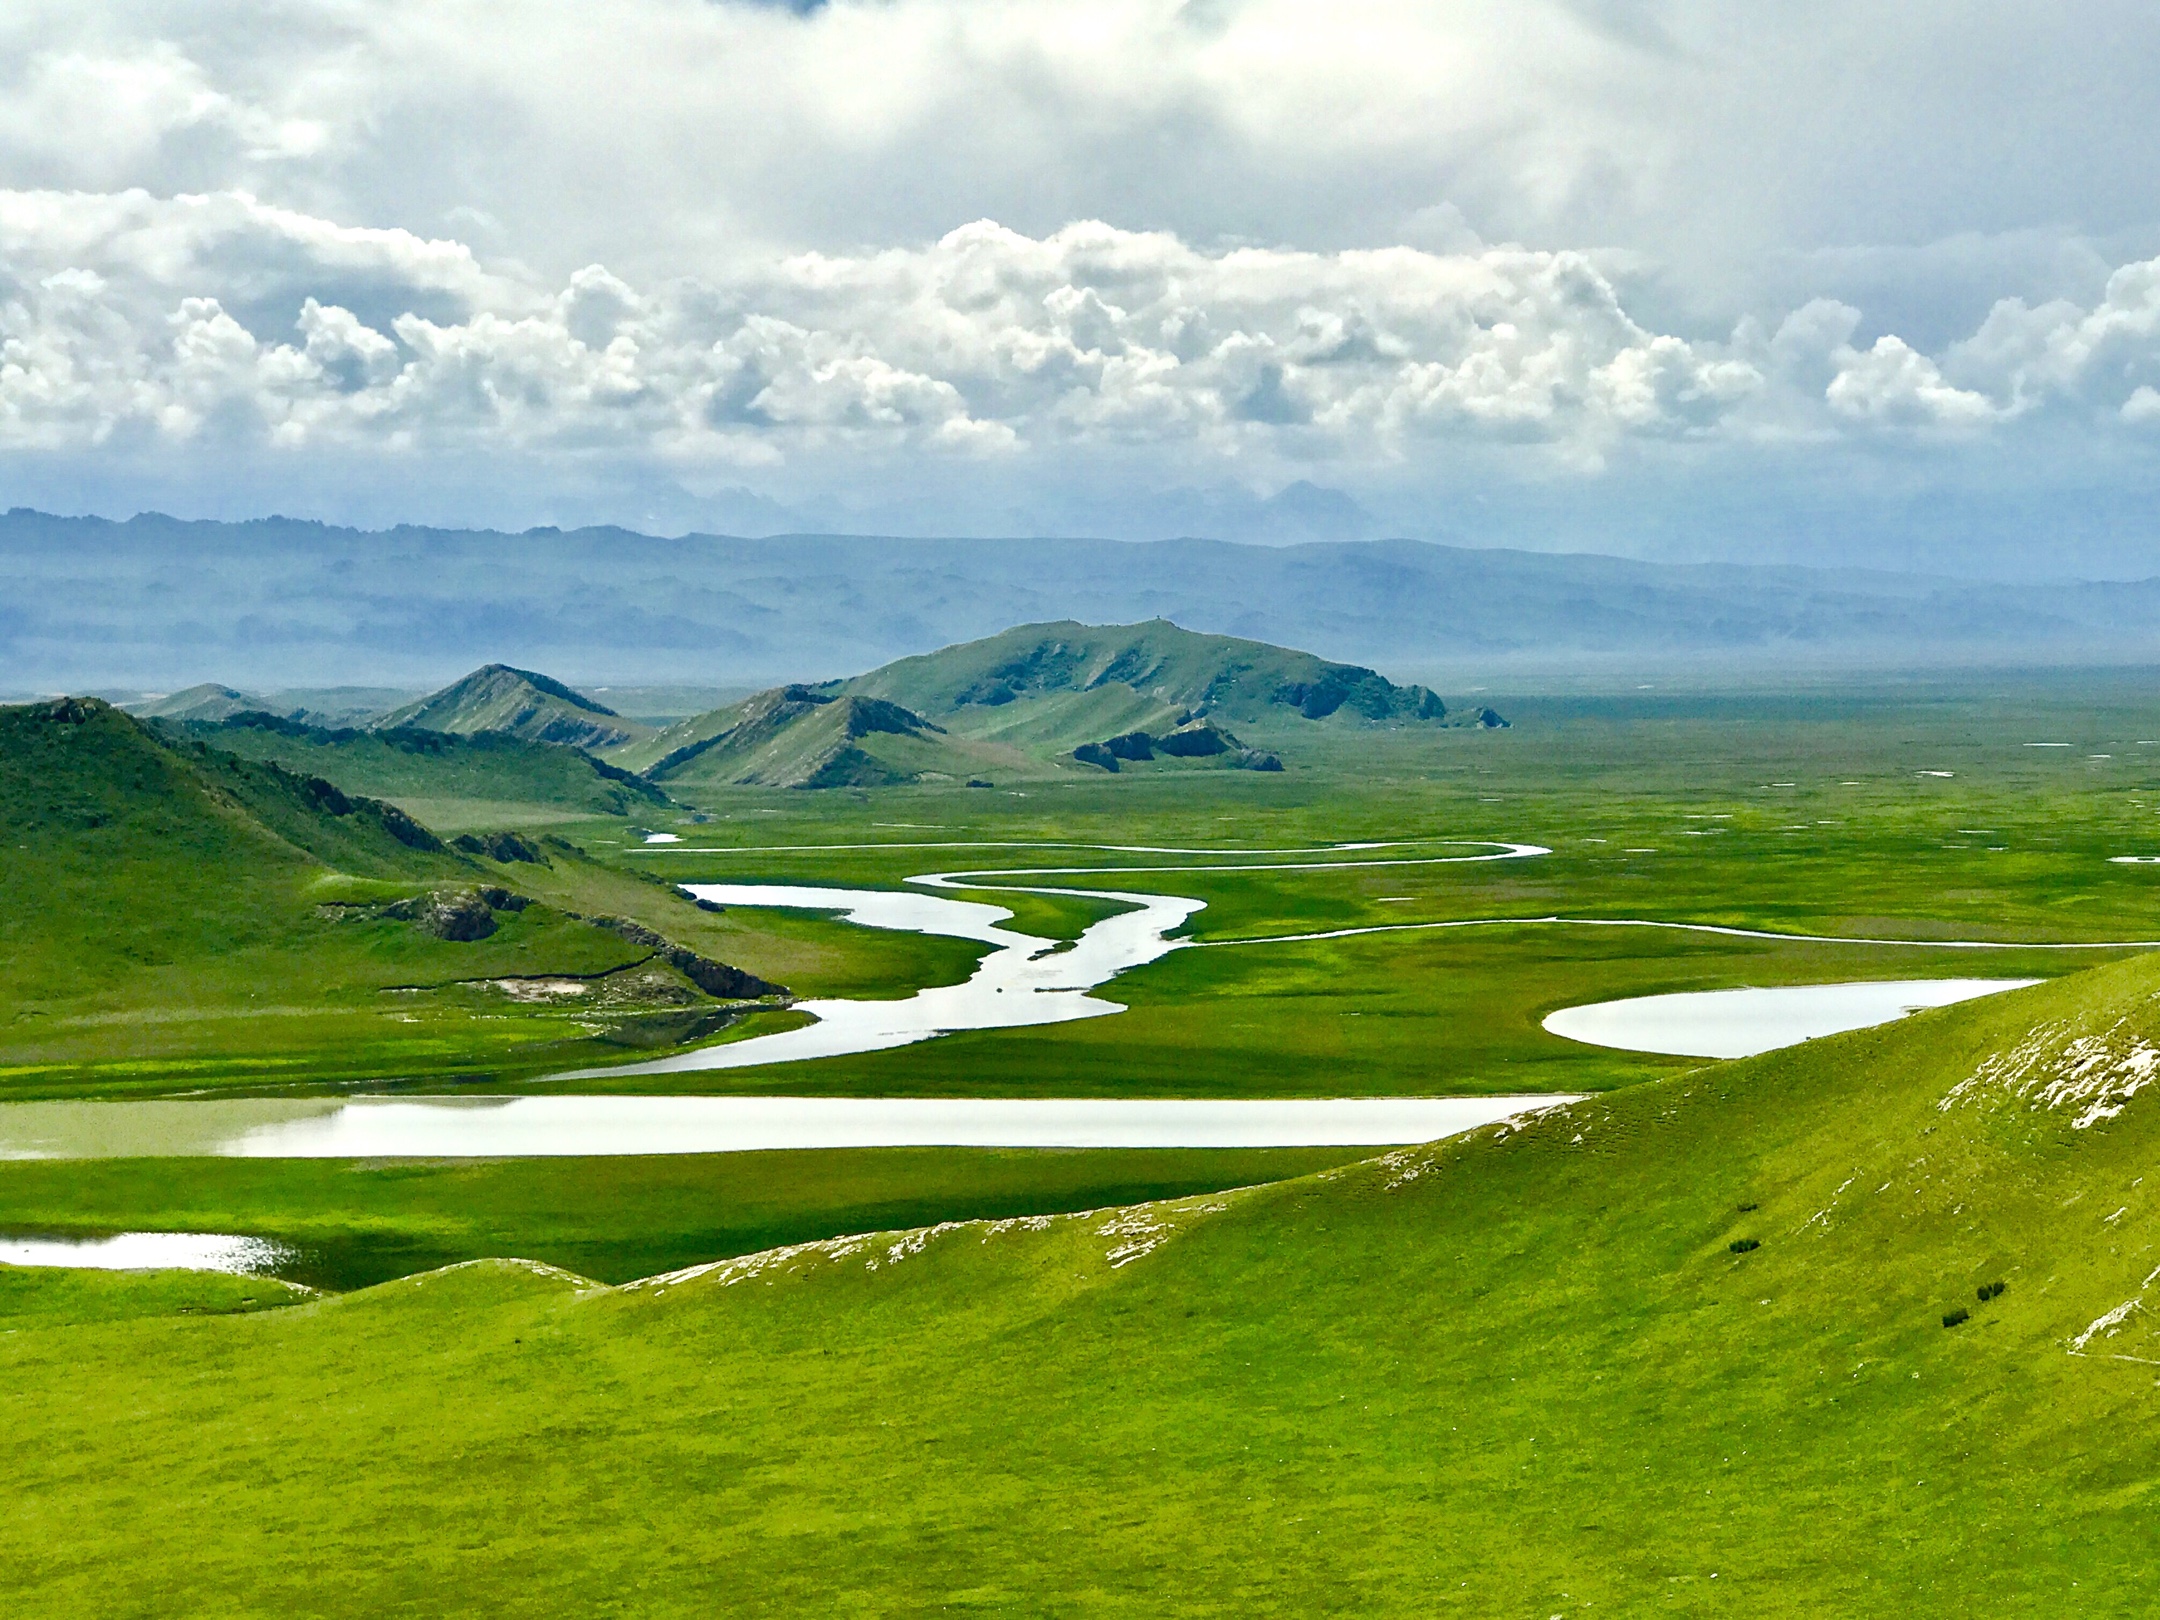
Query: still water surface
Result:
<box><xmin>0</xmin><ymin>1231</ymin><xmax>291</xmax><ymax>1273</ymax></box>
<box><xmin>0</xmin><ymin>1094</ymin><xmax>1575</xmax><ymax>1159</ymax></box>
<box><xmin>1542</xmin><ymin>978</ymin><xmax>2040</xmax><ymax>1060</ymax></box>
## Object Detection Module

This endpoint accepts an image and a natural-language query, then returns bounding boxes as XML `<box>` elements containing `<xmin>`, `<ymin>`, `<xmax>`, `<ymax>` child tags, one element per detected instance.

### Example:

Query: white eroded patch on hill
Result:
<box><xmin>1938</xmin><ymin>1010</ymin><xmax>2160</xmax><ymax>1128</ymax></box>
<box><xmin>616</xmin><ymin>1189</ymin><xmax>1249</xmax><ymax>1298</ymax></box>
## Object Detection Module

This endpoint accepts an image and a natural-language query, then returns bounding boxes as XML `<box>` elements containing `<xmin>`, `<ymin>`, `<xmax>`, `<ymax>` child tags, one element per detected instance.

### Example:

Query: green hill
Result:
<box><xmin>8</xmin><ymin>957</ymin><xmax>2160</xmax><ymax>1608</ymax></box>
<box><xmin>834</xmin><ymin>619</ymin><xmax>1452</xmax><ymax>733</ymax></box>
<box><xmin>625</xmin><ymin>684</ymin><xmax>1018</xmax><ymax>790</ymax></box>
<box><xmin>373</xmin><ymin>664</ymin><xmax>652</xmax><ymax>751</ymax></box>
<box><xmin>0</xmin><ymin>698</ymin><xmax>779</xmax><ymax>1093</ymax></box>
<box><xmin>168</xmin><ymin>712</ymin><xmax>676</xmax><ymax>819</ymax></box>
<box><xmin>1</xmin><ymin>696</ymin><xmax>454</xmax><ymax>1009</ymax></box>
<box><xmin>619</xmin><ymin>620</ymin><xmax>1488</xmax><ymax>791</ymax></box>
<box><xmin>823</xmin><ymin>619</ymin><xmax>1496</xmax><ymax>767</ymax></box>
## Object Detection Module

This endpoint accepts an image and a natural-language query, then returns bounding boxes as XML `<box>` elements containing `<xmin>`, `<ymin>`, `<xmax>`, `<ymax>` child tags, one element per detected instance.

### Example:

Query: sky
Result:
<box><xmin>0</xmin><ymin>0</ymin><xmax>2157</xmax><ymax>575</ymax></box>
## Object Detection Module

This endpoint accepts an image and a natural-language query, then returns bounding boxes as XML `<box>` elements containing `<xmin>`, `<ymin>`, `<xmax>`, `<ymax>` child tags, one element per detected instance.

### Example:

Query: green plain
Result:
<box><xmin>7</xmin><ymin>668</ymin><xmax>2160</xmax><ymax>1611</ymax></box>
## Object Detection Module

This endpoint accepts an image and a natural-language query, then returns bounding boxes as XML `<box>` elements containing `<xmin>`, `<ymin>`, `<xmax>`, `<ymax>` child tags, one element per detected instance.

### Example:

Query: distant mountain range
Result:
<box><xmin>9</xmin><ymin>509</ymin><xmax>2160</xmax><ymax>693</ymax></box>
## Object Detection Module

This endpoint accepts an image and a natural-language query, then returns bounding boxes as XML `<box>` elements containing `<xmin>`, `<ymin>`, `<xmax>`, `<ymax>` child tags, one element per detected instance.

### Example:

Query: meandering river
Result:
<box><xmin>557</xmin><ymin>840</ymin><xmax>1550</xmax><ymax>1079</ymax></box>
<box><xmin>0</xmin><ymin>835</ymin><xmax>2137</xmax><ymax>1165</ymax></box>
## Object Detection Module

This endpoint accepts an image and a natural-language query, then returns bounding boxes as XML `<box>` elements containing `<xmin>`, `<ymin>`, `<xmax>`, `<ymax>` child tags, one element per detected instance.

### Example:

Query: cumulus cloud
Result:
<box><xmin>1825</xmin><ymin>336</ymin><xmax>1997</xmax><ymax>429</ymax></box>
<box><xmin>0</xmin><ymin>196</ymin><xmax>1774</xmax><ymax>468</ymax></box>
<box><xmin>3</xmin><ymin>187</ymin><xmax>2160</xmax><ymax>490</ymax></box>
<box><xmin>0</xmin><ymin>2</ymin><xmax>2155</xmax><ymax>555</ymax></box>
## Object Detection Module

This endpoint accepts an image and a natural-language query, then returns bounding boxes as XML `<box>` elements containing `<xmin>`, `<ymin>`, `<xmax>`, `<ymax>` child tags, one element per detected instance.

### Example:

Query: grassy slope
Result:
<box><xmin>165</xmin><ymin>715</ymin><xmax>674</xmax><ymax>819</ymax></box>
<box><xmin>0</xmin><ymin>697</ymin><xmax>459</xmax><ymax>1005</ymax></box>
<box><xmin>0</xmin><ymin>704</ymin><xmax>976</xmax><ymax>1095</ymax></box>
<box><xmin>374</xmin><ymin>664</ymin><xmax>652</xmax><ymax>750</ymax></box>
<box><xmin>128</xmin><ymin>682</ymin><xmax>260</xmax><ymax>722</ymax></box>
<box><xmin>625</xmin><ymin>687</ymin><xmax>1026</xmax><ymax>788</ymax></box>
<box><xmin>0</xmin><ymin>1146</ymin><xmax>1369</xmax><ymax>1290</ymax></box>
<box><xmin>23</xmin><ymin>672</ymin><xmax>2160</xmax><ymax>1100</ymax></box>
<box><xmin>610</xmin><ymin>621</ymin><xmax>1454</xmax><ymax>784</ymax></box>
<box><xmin>0</xmin><ymin>1265</ymin><xmax>311</xmax><ymax>1326</ymax></box>
<box><xmin>7</xmin><ymin>960</ymin><xmax>2160</xmax><ymax>1612</ymax></box>
<box><xmin>834</xmin><ymin>618</ymin><xmax>1446</xmax><ymax>741</ymax></box>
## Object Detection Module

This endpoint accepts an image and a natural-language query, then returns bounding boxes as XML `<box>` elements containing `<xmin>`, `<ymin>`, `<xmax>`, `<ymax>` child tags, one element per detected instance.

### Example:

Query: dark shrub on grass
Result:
<box><xmin>1728</xmin><ymin>1238</ymin><xmax>1760</xmax><ymax>1254</ymax></box>
<box><xmin>1943</xmin><ymin>1307</ymin><xmax>1970</xmax><ymax>1328</ymax></box>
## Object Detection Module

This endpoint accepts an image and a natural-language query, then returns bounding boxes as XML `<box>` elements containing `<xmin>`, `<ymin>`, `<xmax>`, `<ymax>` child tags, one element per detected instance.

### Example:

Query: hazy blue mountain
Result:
<box><xmin>5</xmin><ymin>508</ymin><xmax>2158</xmax><ymax>691</ymax></box>
<box><xmin>128</xmin><ymin>683</ymin><xmax>268</xmax><ymax>723</ymax></box>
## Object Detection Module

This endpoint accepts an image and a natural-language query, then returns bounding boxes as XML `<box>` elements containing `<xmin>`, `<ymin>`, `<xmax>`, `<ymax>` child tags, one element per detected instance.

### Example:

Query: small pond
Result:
<box><xmin>1541</xmin><ymin>978</ymin><xmax>2040</xmax><ymax>1060</ymax></box>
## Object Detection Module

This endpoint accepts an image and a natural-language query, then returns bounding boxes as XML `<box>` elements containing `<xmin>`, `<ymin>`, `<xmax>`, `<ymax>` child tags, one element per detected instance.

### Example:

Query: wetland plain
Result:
<box><xmin>9</xmin><ymin>664</ymin><xmax>2160</xmax><ymax>1613</ymax></box>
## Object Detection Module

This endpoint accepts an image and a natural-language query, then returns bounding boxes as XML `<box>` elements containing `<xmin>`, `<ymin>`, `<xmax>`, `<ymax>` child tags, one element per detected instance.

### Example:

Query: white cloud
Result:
<box><xmin>0</xmin><ymin>2</ymin><xmax>2155</xmax><ymax>553</ymax></box>
<box><xmin>0</xmin><ymin>43</ymin><xmax>324</xmax><ymax>185</ymax></box>
<box><xmin>2</xmin><ymin>186</ymin><xmax>2159</xmax><ymax>487</ymax></box>
<box><xmin>0</xmin><ymin>196</ymin><xmax>1775</xmax><ymax>466</ymax></box>
<box><xmin>1826</xmin><ymin>335</ymin><xmax>1997</xmax><ymax>429</ymax></box>
<box><xmin>3</xmin><ymin>1</ymin><xmax>2155</xmax><ymax>305</ymax></box>
<box><xmin>1946</xmin><ymin>259</ymin><xmax>2160</xmax><ymax>416</ymax></box>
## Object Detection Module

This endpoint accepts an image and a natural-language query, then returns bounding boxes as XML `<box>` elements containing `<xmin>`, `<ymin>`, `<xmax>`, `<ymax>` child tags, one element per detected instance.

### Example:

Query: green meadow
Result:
<box><xmin>7</xmin><ymin>958</ymin><xmax>2160</xmax><ymax>1613</ymax></box>
<box><xmin>6</xmin><ymin>667</ymin><xmax>2160</xmax><ymax>1610</ymax></box>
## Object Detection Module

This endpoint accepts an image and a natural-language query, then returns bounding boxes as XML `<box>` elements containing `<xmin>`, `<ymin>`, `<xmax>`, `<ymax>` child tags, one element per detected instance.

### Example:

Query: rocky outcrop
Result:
<box><xmin>413</xmin><ymin>890</ymin><xmax>500</xmax><ymax>941</ymax></box>
<box><xmin>574</xmin><ymin>914</ymin><xmax>785</xmax><ymax>999</ymax></box>
<box><xmin>327</xmin><ymin>885</ymin><xmax>531</xmax><ymax>941</ymax></box>
<box><xmin>1270</xmin><ymin>669</ymin><xmax>1445</xmax><ymax>722</ymax></box>
<box><xmin>453</xmin><ymin>830</ymin><xmax>546</xmax><ymax>864</ymax></box>
<box><xmin>1073</xmin><ymin>719</ymin><xmax>1276</xmax><ymax>772</ymax></box>
<box><xmin>266</xmin><ymin>764</ymin><xmax>442</xmax><ymax>850</ymax></box>
<box><xmin>1154</xmin><ymin>721</ymin><xmax>1236</xmax><ymax>757</ymax></box>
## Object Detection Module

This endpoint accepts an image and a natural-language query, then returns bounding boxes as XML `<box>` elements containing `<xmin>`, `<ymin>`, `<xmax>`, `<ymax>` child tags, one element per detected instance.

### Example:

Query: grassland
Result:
<box><xmin>15</xmin><ymin>672</ymin><xmax>2160</xmax><ymax>1104</ymax></box>
<box><xmin>6</xmin><ymin>955</ymin><xmax>2160</xmax><ymax>1613</ymax></box>
<box><xmin>0</xmin><ymin>1147</ymin><xmax>1368</xmax><ymax>1290</ymax></box>
<box><xmin>9</xmin><ymin>669</ymin><xmax>2160</xmax><ymax>1610</ymax></box>
<box><xmin>164</xmin><ymin>713</ymin><xmax>675</xmax><ymax>821</ymax></box>
<box><xmin>527</xmin><ymin>669</ymin><xmax>2160</xmax><ymax>1099</ymax></box>
<box><xmin>0</xmin><ymin>698</ymin><xmax>1006</xmax><ymax>1097</ymax></box>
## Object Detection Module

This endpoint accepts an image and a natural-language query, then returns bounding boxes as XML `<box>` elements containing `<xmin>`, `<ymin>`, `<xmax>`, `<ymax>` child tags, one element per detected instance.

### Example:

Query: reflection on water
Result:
<box><xmin>218</xmin><ymin>1093</ymin><xmax>1573</xmax><ymax>1157</ymax></box>
<box><xmin>0</xmin><ymin>1094</ymin><xmax>1575</xmax><ymax>1160</ymax></box>
<box><xmin>1542</xmin><ymin>978</ymin><xmax>2040</xmax><ymax>1060</ymax></box>
<box><xmin>0</xmin><ymin>1230</ymin><xmax>293</xmax><ymax>1273</ymax></box>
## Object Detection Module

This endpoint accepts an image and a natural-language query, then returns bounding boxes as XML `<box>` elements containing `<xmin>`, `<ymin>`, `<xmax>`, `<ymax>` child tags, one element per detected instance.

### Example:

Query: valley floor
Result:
<box><xmin>8</xmin><ymin>962</ymin><xmax>2160</xmax><ymax>1613</ymax></box>
<box><xmin>8</xmin><ymin>672</ymin><xmax>2160</xmax><ymax>1610</ymax></box>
